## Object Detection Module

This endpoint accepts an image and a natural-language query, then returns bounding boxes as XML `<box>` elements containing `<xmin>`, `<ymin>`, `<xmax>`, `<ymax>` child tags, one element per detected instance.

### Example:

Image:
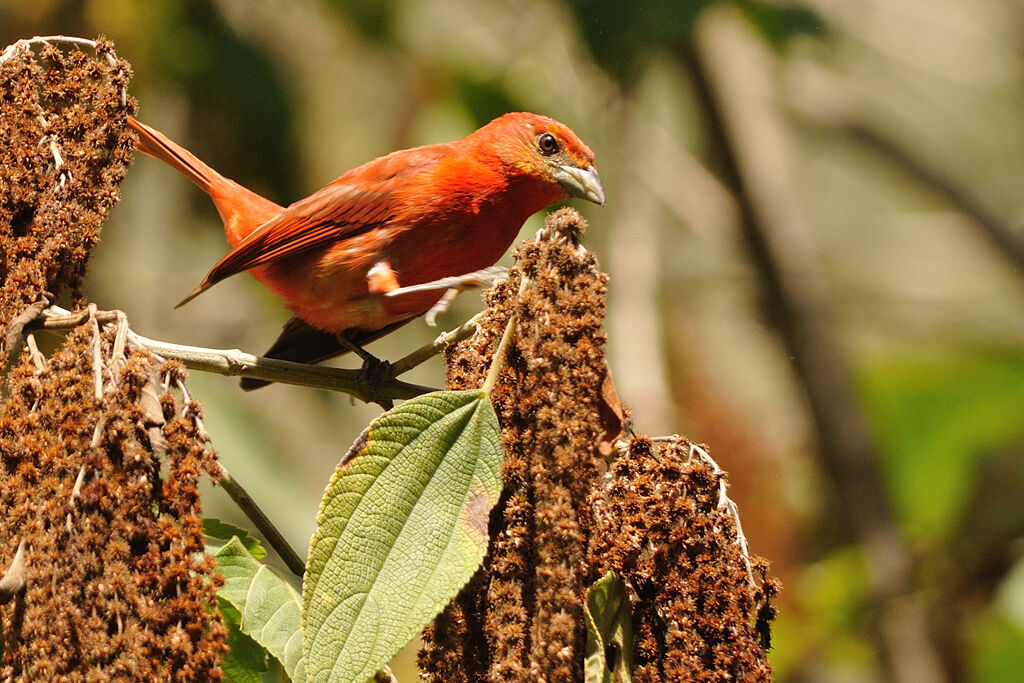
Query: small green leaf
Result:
<box><xmin>585</xmin><ymin>572</ymin><xmax>635</xmax><ymax>683</ymax></box>
<box><xmin>302</xmin><ymin>389</ymin><xmax>504</xmax><ymax>683</ymax></box>
<box><xmin>216</xmin><ymin>537</ymin><xmax>306</xmax><ymax>682</ymax></box>
<box><xmin>220</xmin><ymin>600</ymin><xmax>268</xmax><ymax>683</ymax></box>
<box><xmin>204</xmin><ymin>518</ymin><xmax>266</xmax><ymax>558</ymax></box>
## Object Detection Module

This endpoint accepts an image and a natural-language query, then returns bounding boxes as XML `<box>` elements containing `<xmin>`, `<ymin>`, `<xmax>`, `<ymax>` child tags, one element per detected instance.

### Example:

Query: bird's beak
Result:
<box><xmin>554</xmin><ymin>164</ymin><xmax>606</xmax><ymax>206</ymax></box>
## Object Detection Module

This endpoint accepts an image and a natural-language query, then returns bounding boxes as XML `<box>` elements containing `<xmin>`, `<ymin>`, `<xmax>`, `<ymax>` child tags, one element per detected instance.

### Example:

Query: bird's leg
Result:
<box><xmin>382</xmin><ymin>265</ymin><xmax>509</xmax><ymax>326</ymax></box>
<box><xmin>336</xmin><ymin>335</ymin><xmax>378</xmax><ymax>364</ymax></box>
<box><xmin>336</xmin><ymin>334</ymin><xmax>394</xmax><ymax>408</ymax></box>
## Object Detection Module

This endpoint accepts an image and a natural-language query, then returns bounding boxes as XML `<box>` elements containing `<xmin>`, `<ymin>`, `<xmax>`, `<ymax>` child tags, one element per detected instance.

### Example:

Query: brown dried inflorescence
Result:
<box><xmin>421</xmin><ymin>208</ymin><xmax>776</xmax><ymax>681</ymax></box>
<box><xmin>590</xmin><ymin>436</ymin><xmax>778</xmax><ymax>681</ymax></box>
<box><xmin>0</xmin><ymin>38</ymin><xmax>226</xmax><ymax>681</ymax></box>
<box><xmin>0</xmin><ymin>37</ymin><xmax>135</xmax><ymax>360</ymax></box>
<box><xmin>0</xmin><ymin>327</ymin><xmax>226</xmax><ymax>681</ymax></box>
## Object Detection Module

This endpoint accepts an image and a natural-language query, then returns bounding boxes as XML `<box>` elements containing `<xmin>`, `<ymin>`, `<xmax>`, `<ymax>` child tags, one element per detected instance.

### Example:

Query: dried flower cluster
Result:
<box><xmin>0</xmin><ymin>326</ymin><xmax>226</xmax><ymax>681</ymax></box>
<box><xmin>0</xmin><ymin>38</ymin><xmax>226</xmax><ymax>681</ymax></box>
<box><xmin>421</xmin><ymin>208</ymin><xmax>775</xmax><ymax>681</ymax></box>
<box><xmin>589</xmin><ymin>436</ymin><xmax>777</xmax><ymax>681</ymax></box>
<box><xmin>0</xmin><ymin>38</ymin><xmax>135</xmax><ymax>359</ymax></box>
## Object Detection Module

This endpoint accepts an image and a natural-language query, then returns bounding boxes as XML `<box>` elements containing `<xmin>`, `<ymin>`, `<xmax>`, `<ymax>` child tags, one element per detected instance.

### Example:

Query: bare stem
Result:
<box><xmin>216</xmin><ymin>467</ymin><xmax>306</xmax><ymax>578</ymax></box>
<box><xmin>482</xmin><ymin>315</ymin><xmax>517</xmax><ymax>397</ymax></box>
<box><xmin>388</xmin><ymin>314</ymin><xmax>479</xmax><ymax>377</ymax></box>
<box><xmin>37</xmin><ymin>306</ymin><xmax>449</xmax><ymax>404</ymax></box>
<box><xmin>0</xmin><ymin>539</ymin><xmax>27</xmax><ymax>605</ymax></box>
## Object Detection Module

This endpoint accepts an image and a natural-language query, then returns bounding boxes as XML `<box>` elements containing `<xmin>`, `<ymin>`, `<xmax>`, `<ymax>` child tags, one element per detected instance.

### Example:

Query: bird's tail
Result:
<box><xmin>128</xmin><ymin>116</ymin><xmax>225</xmax><ymax>196</ymax></box>
<box><xmin>127</xmin><ymin>116</ymin><xmax>282</xmax><ymax>246</ymax></box>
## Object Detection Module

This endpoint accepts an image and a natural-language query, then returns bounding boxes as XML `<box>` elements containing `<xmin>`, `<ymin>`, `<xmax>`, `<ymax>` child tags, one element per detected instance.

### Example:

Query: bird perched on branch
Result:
<box><xmin>127</xmin><ymin>112</ymin><xmax>604</xmax><ymax>389</ymax></box>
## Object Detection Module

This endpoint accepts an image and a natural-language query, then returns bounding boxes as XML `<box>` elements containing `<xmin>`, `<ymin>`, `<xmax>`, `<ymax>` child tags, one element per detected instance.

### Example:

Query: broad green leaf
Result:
<box><xmin>220</xmin><ymin>600</ymin><xmax>268</xmax><ymax>683</ymax></box>
<box><xmin>302</xmin><ymin>389</ymin><xmax>503</xmax><ymax>683</ymax></box>
<box><xmin>216</xmin><ymin>537</ymin><xmax>306</xmax><ymax>682</ymax></box>
<box><xmin>585</xmin><ymin>572</ymin><xmax>634</xmax><ymax>683</ymax></box>
<box><xmin>204</xmin><ymin>517</ymin><xmax>267</xmax><ymax>558</ymax></box>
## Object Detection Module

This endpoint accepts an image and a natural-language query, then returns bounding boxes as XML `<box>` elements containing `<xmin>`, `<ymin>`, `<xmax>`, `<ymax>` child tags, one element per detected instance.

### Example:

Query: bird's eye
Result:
<box><xmin>538</xmin><ymin>132</ymin><xmax>560</xmax><ymax>156</ymax></box>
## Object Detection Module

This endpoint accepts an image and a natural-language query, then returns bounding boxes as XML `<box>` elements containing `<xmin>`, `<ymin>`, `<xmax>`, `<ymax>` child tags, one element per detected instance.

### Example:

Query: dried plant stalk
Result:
<box><xmin>0</xmin><ymin>37</ymin><xmax>134</xmax><ymax>360</ymax></box>
<box><xmin>0</xmin><ymin>37</ymin><xmax>227</xmax><ymax>681</ymax></box>
<box><xmin>421</xmin><ymin>208</ymin><xmax>776</xmax><ymax>681</ymax></box>
<box><xmin>0</xmin><ymin>327</ymin><xmax>226</xmax><ymax>681</ymax></box>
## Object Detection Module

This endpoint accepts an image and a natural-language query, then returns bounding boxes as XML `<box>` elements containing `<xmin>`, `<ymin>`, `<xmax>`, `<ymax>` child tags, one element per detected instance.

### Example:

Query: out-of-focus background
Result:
<box><xmin>4</xmin><ymin>1</ymin><xmax>1024</xmax><ymax>680</ymax></box>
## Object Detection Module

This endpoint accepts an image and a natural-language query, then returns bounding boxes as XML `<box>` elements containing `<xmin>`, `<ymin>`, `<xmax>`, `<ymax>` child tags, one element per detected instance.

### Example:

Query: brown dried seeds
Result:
<box><xmin>420</xmin><ymin>208</ymin><xmax>776</xmax><ymax>682</ymax></box>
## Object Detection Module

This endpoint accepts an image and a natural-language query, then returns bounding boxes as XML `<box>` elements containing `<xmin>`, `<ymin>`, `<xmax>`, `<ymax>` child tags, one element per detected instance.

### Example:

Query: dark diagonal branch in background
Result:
<box><xmin>787</xmin><ymin>63</ymin><xmax>1024</xmax><ymax>276</ymax></box>
<box><xmin>843</xmin><ymin>124</ymin><xmax>1024</xmax><ymax>272</ymax></box>
<box><xmin>685</xmin><ymin>9</ymin><xmax>947</xmax><ymax>683</ymax></box>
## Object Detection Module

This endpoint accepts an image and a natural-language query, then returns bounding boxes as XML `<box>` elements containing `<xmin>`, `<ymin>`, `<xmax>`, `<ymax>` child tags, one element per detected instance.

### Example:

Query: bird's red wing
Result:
<box><xmin>206</xmin><ymin>182</ymin><xmax>394</xmax><ymax>279</ymax></box>
<box><xmin>178</xmin><ymin>147</ymin><xmax>447</xmax><ymax>306</ymax></box>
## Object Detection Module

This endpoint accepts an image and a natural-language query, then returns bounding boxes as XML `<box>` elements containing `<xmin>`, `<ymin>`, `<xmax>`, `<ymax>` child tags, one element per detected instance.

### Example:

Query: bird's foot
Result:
<box><xmin>357</xmin><ymin>355</ymin><xmax>394</xmax><ymax>410</ymax></box>
<box><xmin>356</xmin><ymin>353</ymin><xmax>393</xmax><ymax>386</ymax></box>
<box><xmin>337</xmin><ymin>335</ymin><xmax>395</xmax><ymax>408</ymax></box>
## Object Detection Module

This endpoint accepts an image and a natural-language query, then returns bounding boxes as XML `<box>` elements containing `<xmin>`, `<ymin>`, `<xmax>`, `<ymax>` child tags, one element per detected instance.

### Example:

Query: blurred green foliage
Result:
<box><xmin>861</xmin><ymin>349</ymin><xmax>1024</xmax><ymax>542</ymax></box>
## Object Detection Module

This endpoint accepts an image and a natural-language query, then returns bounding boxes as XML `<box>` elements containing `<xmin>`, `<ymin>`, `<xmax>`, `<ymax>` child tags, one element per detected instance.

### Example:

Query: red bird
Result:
<box><xmin>127</xmin><ymin>113</ymin><xmax>604</xmax><ymax>389</ymax></box>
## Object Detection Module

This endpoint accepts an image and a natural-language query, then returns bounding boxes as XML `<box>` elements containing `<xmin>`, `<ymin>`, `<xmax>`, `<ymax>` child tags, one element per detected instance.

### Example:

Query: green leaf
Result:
<box><xmin>215</xmin><ymin>537</ymin><xmax>306</xmax><ymax>682</ymax></box>
<box><xmin>585</xmin><ymin>572</ymin><xmax>635</xmax><ymax>683</ymax></box>
<box><xmin>204</xmin><ymin>517</ymin><xmax>267</xmax><ymax>558</ymax></box>
<box><xmin>220</xmin><ymin>600</ymin><xmax>268</xmax><ymax>683</ymax></box>
<box><xmin>302</xmin><ymin>389</ymin><xmax>504</xmax><ymax>683</ymax></box>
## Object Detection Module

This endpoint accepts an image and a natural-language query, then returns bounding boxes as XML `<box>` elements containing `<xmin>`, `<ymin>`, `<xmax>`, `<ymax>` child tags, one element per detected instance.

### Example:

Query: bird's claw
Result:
<box><xmin>357</xmin><ymin>355</ymin><xmax>394</xmax><ymax>410</ymax></box>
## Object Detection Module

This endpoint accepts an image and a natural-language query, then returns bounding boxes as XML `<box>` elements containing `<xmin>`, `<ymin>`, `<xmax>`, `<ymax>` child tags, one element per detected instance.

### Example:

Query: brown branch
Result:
<box><xmin>35</xmin><ymin>306</ymin><xmax>444</xmax><ymax>405</ymax></box>
<box><xmin>13</xmin><ymin>302</ymin><xmax>476</xmax><ymax>578</ymax></box>
<box><xmin>787</xmin><ymin>64</ymin><xmax>1024</xmax><ymax>277</ymax></box>
<box><xmin>686</xmin><ymin>10</ymin><xmax>947</xmax><ymax>682</ymax></box>
<box><xmin>848</xmin><ymin>122</ymin><xmax>1024</xmax><ymax>272</ymax></box>
<box><xmin>217</xmin><ymin>468</ymin><xmax>306</xmax><ymax>578</ymax></box>
<box><xmin>172</xmin><ymin>376</ymin><xmax>306</xmax><ymax>577</ymax></box>
<box><xmin>388</xmin><ymin>314</ymin><xmax>479</xmax><ymax>377</ymax></box>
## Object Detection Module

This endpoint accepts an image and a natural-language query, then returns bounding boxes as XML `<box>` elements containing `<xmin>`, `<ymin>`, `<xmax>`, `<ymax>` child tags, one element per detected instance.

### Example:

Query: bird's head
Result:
<box><xmin>483</xmin><ymin>112</ymin><xmax>605</xmax><ymax>207</ymax></box>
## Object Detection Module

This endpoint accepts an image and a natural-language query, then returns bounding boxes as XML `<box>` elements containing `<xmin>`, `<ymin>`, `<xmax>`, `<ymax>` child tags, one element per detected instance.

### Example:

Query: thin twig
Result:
<box><xmin>388</xmin><ymin>314</ymin><xmax>480</xmax><ymax>377</ymax></box>
<box><xmin>482</xmin><ymin>315</ymin><xmax>517</xmax><ymax>397</ymax></box>
<box><xmin>687</xmin><ymin>442</ymin><xmax>756</xmax><ymax>592</ymax></box>
<box><xmin>25</xmin><ymin>333</ymin><xmax>47</xmax><ymax>373</ymax></box>
<box><xmin>89</xmin><ymin>415</ymin><xmax>106</xmax><ymax>448</ymax></box>
<box><xmin>5</xmin><ymin>297</ymin><xmax>50</xmax><ymax>368</ymax></box>
<box><xmin>787</xmin><ymin>63</ymin><xmax>1024</xmax><ymax>277</ymax></box>
<box><xmin>36</xmin><ymin>306</ymin><xmax>440</xmax><ymax>404</ymax></box>
<box><xmin>216</xmin><ymin>467</ymin><xmax>306</xmax><ymax>578</ymax></box>
<box><xmin>175</xmin><ymin>378</ymin><xmax>209</xmax><ymax>443</ymax></box>
<box><xmin>109</xmin><ymin>311</ymin><xmax>129</xmax><ymax>382</ymax></box>
<box><xmin>0</xmin><ymin>540</ymin><xmax>27</xmax><ymax>605</ymax></box>
<box><xmin>88</xmin><ymin>306</ymin><xmax>103</xmax><ymax>401</ymax></box>
<box><xmin>70</xmin><ymin>465</ymin><xmax>86</xmax><ymax>508</ymax></box>
<box><xmin>163</xmin><ymin>359</ymin><xmax>304</xmax><ymax>576</ymax></box>
<box><xmin>0</xmin><ymin>36</ymin><xmax>115</xmax><ymax>64</ymax></box>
